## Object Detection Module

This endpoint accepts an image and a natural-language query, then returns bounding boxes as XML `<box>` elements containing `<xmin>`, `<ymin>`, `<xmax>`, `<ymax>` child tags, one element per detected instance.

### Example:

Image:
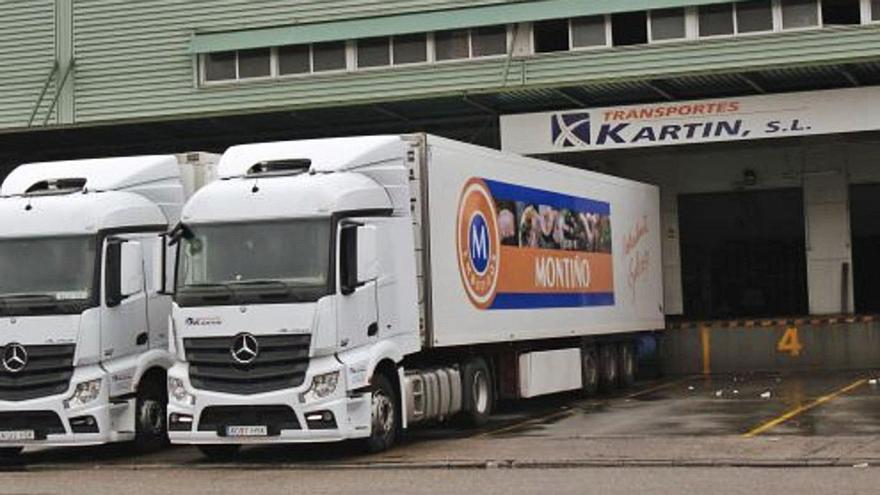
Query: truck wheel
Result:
<box><xmin>364</xmin><ymin>373</ymin><xmax>399</xmax><ymax>453</ymax></box>
<box><xmin>134</xmin><ymin>379</ymin><xmax>168</xmax><ymax>453</ymax></box>
<box><xmin>618</xmin><ymin>343</ymin><xmax>637</xmax><ymax>388</ymax></box>
<box><xmin>581</xmin><ymin>347</ymin><xmax>599</xmax><ymax>395</ymax></box>
<box><xmin>461</xmin><ymin>358</ymin><xmax>494</xmax><ymax>427</ymax></box>
<box><xmin>198</xmin><ymin>445</ymin><xmax>241</xmax><ymax>460</ymax></box>
<box><xmin>0</xmin><ymin>447</ymin><xmax>22</xmax><ymax>460</ymax></box>
<box><xmin>599</xmin><ymin>344</ymin><xmax>619</xmax><ymax>390</ymax></box>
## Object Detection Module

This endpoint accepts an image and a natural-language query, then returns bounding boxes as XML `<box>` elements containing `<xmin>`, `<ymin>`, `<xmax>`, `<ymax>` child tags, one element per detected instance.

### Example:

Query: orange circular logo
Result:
<box><xmin>456</xmin><ymin>178</ymin><xmax>500</xmax><ymax>309</ymax></box>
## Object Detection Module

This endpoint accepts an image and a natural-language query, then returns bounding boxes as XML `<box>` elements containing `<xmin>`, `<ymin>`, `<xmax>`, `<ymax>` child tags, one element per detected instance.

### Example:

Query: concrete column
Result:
<box><xmin>54</xmin><ymin>0</ymin><xmax>74</xmax><ymax>125</ymax></box>
<box><xmin>802</xmin><ymin>145</ymin><xmax>853</xmax><ymax>315</ymax></box>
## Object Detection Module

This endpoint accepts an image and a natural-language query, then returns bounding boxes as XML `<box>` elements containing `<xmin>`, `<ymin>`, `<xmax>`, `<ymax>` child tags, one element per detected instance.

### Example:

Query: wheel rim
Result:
<box><xmin>585</xmin><ymin>354</ymin><xmax>598</xmax><ymax>387</ymax></box>
<box><xmin>472</xmin><ymin>369</ymin><xmax>490</xmax><ymax>414</ymax></box>
<box><xmin>372</xmin><ymin>390</ymin><xmax>395</xmax><ymax>439</ymax></box>
<box><xmin>624</xmin><ymin>347</ymin><xmax>634</xmax><ymax>377</ymax></box>
<box><xmin>139</xmin><ymin>399</ymin><xmax>164</xmax><ymax>436</ymax></box>
<box><xmin>605</xmin><ymin>350</ymin><xmax>617</xmax><ymax>381</ymax></box>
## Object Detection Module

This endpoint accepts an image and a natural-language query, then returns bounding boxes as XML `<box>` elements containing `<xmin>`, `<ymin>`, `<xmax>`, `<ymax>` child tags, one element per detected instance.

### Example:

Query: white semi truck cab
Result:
<box><xmin>168</xmin><ymin>135</ymin><xmax>663</xmax><ymax>457</ymax></box>
<box><xmin>0</xmin><ymin>153</ymin><xmax>217</xmax><ymax>458</ymax></box>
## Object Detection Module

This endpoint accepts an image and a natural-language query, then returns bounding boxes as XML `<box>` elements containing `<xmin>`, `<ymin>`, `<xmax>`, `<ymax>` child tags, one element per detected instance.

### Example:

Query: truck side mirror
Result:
<box><xmin>106</xmin><ymin>240</ymin><xmax>144</xmax><ymax>307</ymax></box>
<box><xmin>339</xmin><ymin>224</ymin><xmax>358</xmax><ymax>296</ymax></box>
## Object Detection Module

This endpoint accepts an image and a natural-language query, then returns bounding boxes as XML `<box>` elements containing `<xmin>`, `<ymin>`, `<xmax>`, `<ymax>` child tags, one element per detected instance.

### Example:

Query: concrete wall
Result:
<box><xmin>661</xmin><ymin>318</ymin><xmax>880</xmax><ymax>374</ymax></box>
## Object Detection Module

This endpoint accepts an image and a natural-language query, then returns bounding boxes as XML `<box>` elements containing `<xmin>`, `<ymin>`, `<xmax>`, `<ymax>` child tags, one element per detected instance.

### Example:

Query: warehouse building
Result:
<box><xmin>2</xmin><ymin>0</ymin><xmax>880</xmax><ymax>325</ymax></box>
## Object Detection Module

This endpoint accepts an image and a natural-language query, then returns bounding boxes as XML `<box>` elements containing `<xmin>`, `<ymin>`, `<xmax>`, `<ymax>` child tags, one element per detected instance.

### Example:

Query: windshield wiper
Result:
<box><xmin>228</xmin><ymin>280</ymin><xmax>293</xmax><ymax>301</ymax></box>
<box><xmin>0</xmin><ymin>293</ymin><xmax>59</xmax><ymax>301</ymax></box>
<box><xmin>179</xmin><ymin>283</ymin><xmax>237</xmax><ymax>302</ymax></box>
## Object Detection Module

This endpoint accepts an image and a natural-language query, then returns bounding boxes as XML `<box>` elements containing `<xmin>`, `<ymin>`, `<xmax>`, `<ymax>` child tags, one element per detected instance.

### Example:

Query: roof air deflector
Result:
<box><xmin>246</xmin><ymin>159</ymin><xmax>312</xmax><ymax>177</ymax></box>
<box><xmin>24</xmin><ymin>178</ymin><xmax>88</xmax><ymax>196</ymax></box>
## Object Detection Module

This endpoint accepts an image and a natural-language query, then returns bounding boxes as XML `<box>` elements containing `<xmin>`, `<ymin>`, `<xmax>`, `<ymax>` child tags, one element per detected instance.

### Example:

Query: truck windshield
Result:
<box><xmin>0</xmin><ymin>236</ymin><xmax>97</xmax><ymax>315</ymax></box>
<box><xmin>175</xmin><ymin>219</ymin><xmax>332</xmax><ymax>306</ymax></box>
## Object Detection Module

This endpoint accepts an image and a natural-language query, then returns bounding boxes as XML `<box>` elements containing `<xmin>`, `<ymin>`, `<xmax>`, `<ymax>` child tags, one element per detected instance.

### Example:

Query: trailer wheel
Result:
<box><xmin>134</xmin><ymin>377</ymin><xmax>168</xmax><ymax>453</ymax></box>
<box><xmin>198</xmin><ymin>444</ymin><xmax>241</xmax><ymax>460</ymax></box>
<box><xmin>581</xmin><ymin>347</ymin><xmax>599</xmax><ymax>395</ymax></box>
<box><xmin>618</xmin><ymin>343</ymin><xmax>637</xmax><ymax>388</ymax></box>
<box><xmin>364</xmin><ymin>373</ymin><xmax>399</xmax><ymax>453</ymax></box>
<box><xmin>599</xmin><ymin>344</ymin><xmax>619</xmax><ymax>390</ymax></box>
<box><xmin>461</xmin><ymin>358</ymin><xmax>494</xmax><ymax>427</ymax></box>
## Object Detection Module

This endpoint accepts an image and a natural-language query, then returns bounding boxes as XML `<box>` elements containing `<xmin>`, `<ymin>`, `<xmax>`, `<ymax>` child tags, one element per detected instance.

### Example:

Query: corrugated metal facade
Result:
<box><xmin>0</xmin><ymin>1</ymin><xmax>877</xmax><ymax>131</ymax></box>
<box><xmin>71</xmin><ymin>0</ymin><xmax>511</xmax><ymax>125</ymax></box>
<box><xmin>0</xmin><ymin>1</ymin><xmax>56</xmax><ymax>128</ymax></box>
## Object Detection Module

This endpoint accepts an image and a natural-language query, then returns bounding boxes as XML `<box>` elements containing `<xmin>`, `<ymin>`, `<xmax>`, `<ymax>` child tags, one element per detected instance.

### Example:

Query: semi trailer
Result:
<box><xmin>167</xmin><ymin>134</ymin><xmax>663</xmax><ymax>456</ymax></box>
<box><xmin>0</xmin><ymin>153</ymin><xmax>217</xmax><ymax>458</ymax></box>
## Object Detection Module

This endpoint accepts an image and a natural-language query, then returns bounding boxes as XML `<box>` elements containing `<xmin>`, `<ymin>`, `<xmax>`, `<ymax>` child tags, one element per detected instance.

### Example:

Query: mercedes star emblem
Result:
<box><xmin>230</xmin><ymin>333</ymin><xmax>259</xmax><ymax>365</ymax></box>
<box><xmin>2</xmin><ymin>343</ymin><xmax>28</xmax><ymax>374</ymax></box>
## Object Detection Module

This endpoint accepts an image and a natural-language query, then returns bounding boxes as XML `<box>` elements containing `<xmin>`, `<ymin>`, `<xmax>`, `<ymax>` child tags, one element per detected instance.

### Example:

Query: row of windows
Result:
<box><xmin>202</xmin><ymin>0</ymin><xmax>880</xmax><ymax>84</ymax></box>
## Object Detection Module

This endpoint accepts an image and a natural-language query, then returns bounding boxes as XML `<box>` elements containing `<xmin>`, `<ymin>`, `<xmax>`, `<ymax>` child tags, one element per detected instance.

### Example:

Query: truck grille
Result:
<box><xmin>198</xmin><ymin>405</ymin><xmax>300</xmax><ymax>435</ymax></box>
<box><xmin>0</xmin><ymin>411</ymin><xmax>65</xmax><ymax>438</ymax></box>
<box><xmin>0</xmin><ymin>344</ymin><xmax>75</xmax><ymax>401</ymax></box>
<box><xmin>184</xmin><ymin>335</ymin><xmax>310</xmax><ymax>395</ymax></box>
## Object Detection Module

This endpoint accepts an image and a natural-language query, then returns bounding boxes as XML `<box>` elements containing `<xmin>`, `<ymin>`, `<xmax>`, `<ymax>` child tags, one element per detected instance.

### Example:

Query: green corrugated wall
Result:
<box><xmin>0</xmin><ymin>1</ymin><xmax>56</xmax><ymax>128</ymax></box>
<box><xmin>0</xmin><ymin>1</ymin><xmax>876</xmax><ymax>131</ymax></box>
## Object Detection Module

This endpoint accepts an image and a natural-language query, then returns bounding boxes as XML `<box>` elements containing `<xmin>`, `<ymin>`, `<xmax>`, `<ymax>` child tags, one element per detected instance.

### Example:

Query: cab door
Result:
<box><xmin>336</xmin><ymin>222</ymin><xmax>379</xmax><ymax>351</ymax></box>
<box><xmin>100</xmin><ymin>236</ymin><xmax>148</xmax><ymax>395</ymax></box>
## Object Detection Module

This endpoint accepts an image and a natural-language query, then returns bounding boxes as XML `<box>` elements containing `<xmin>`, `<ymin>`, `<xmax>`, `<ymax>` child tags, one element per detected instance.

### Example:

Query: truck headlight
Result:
<box><xmin>299</xmin><ymin>371</ymin><xmax>340</xmax><ymax>403</ymax></box>
<box><xmin>168</xmin><ymin>377</ymin><xmax>194</xmax><ymax>406</ymax></box>
<box><xmin>64</xmin><ymin>379</ymin><xmax>102</xmax><ymax>409</ymax></box>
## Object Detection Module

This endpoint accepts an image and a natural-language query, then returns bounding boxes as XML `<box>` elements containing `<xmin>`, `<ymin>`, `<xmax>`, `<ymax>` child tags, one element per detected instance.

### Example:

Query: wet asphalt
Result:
<box><xmin>5</xmin><ymin>370</ymin><xmax>880</xmax><ymax>471</ymax></box>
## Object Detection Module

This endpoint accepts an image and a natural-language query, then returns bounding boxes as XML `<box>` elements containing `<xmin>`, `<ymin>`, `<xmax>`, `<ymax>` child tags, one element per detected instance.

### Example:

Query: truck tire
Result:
<box><xmin>618</xmin><ymin>343</ymin><xmax>637</xmax><ymax>388</ymax></box>
<box><xmin>581</xmin><ymin>346</ymin><xmax>599</xmax><ymax>395</ymax></box>
<box><xmin>364</xmin><ymin>373</ymin><xmax>399</xmax><ymax>453</ymax></box>
<box><xmin>461</xmin><ymin>358</ymin><xmax>494</xmax><ymax>427</ymax></box>
<box><xmin>0</xmin><ymin>447</ymin><xmax>22</xmax><ymax>460</ymax></box>
<box><xmin>599</xmin><ymin>344</ymin><xmax>619</xmax><ymax>390</ymax></box>
<box><xmin>134</xmin><ymin>378</ymin><xmax>168</xmax><ymax>453</ymax></box>
<box><xmin>198</xmin><ymin>444</ymin><xmax>241</xmax><ymax>460</ymax></box>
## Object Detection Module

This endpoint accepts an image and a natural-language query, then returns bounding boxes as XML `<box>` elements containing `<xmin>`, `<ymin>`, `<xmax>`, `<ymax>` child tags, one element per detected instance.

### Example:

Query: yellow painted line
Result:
<box><xmin>624</xmin><ymin>377</ymin><xmax>691</xmax><ymax>399</ymax></box>
<box><xmin>700</xmin><ymin>326</ymin><xmax>711</xmax><ymax>375</ymax></box>
<box><xmin>742</xmin><ymin>378</ymin><xmax>867</xmax><ymax>438</ymax></box>
<box><xmin>477</xmin><ymin>408</ymin><xmax>573</xmax><ymax>438</ymax></box>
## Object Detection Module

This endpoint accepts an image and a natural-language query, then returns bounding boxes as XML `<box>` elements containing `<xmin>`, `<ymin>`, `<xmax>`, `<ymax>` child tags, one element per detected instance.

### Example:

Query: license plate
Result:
<box><xmin>0</xmin><ymin>430</ymin><xmax>35</xmax><ymax>442</ymax></box>
<box><xmin>225</xmin><ymin>426</ymin><xmax>268</xmax><ymax>437</ymax></box>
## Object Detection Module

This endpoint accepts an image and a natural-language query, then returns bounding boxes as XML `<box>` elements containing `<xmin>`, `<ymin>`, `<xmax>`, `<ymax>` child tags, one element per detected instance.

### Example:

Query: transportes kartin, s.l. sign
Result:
<box><xmin>456</xmin><ymin>177</ymin><xmax>614</xmax><ymax>310</ymax></box>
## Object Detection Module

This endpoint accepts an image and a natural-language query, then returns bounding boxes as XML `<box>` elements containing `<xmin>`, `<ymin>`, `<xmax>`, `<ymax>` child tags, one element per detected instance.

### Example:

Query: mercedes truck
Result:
<box><xmin>0</xmin><ymin>153</ymin><xmax>217</xmax><ymax>458</ymax></box>
<box><xmin>167</xmin><ymin>134</ymin><xmax>662</xmax><ymax>457</ymax></box>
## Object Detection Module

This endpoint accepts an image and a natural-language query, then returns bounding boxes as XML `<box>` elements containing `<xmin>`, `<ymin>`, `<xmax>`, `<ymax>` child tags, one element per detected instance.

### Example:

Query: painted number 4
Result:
<box><xmin>777</xmin><ymin>327</ymin><xmax>803</xmax><ymax>357</ymax></box>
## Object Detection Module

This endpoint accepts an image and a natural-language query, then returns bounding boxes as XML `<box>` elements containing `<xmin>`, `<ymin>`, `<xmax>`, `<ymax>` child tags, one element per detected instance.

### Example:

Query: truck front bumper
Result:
<box><xmin>167</xmin><ymin>357</ymin><xmax>373</xmax><ymax>445</ymax></box>
<box><xmin>0</xmin><ymin>367</ymin><xmax>131</xmax><ymax>448</ymax></box>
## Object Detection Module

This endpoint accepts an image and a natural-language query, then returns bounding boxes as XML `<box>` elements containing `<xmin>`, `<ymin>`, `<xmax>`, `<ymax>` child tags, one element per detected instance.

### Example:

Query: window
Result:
<box><xmin>357</xmin><ymin>37</ymin><xmax>390</xmax><ymax>68</ymax></box>
<box><xmin>874</xmin><ymin>0</ymin><xmax>880</xmax><ymax>20</ymax></box>
<box><xmin>533</xmin><ymin>19</ymin><xmax>570</xmax><ymax>53</ymax></box>
<box><xmin>393</xmin><ymin>33</ymin><xmax>427</xmax><ymax>64</ymax></box>
<box><xmin>650</xmin><ymin>8</ymin><xmax>686</xmax><ymax>40</ymax></box>
<box><xmin>204</xmin><ymin>51</ymin><xmax>236</xmax><ymax>81</ymax></box>
<box><xmin>821</xmin><ymin>0</ymin><xmax>861</xmax><ymax>25</ymax></box>
<box><xmin>312</xmin><ymin>41</ymin><xmax>346</xmax><ymax>72</ymax></box>
<box><xmin>699</xmin><ymin>4</ymin><xmax>735</xmax><ymax>36</ymax></box>
<box><xmin>472</xmin><ymin>25</ymin><xmax>507</xmax><ymax>56</ymax></box>
<box><xmin>278</xmin><ymin>45</ymin><xmax>310</xmax><ymax>75</ymax></box>
<box><xmin>736</xmin><ymin>1</ymin><xmax>774</xmax><ymax>32</ymax></box>
<box><xmin>238</xmin><ymin>48</ymin><xmax>270</xmax><ymax>78</ymax></box>
<box><xmin>434</xmin><ymin>29</ymin><xmax>469</xmax><ymax>60</ymax></box>
<box><xmin>781</xmin><ymin>0</ymin><xmax>819</xmax><ymax>28</ymax></box>
<box><xmin>611</xmin><ymin>11</ymin><xmax>648</xmax><ymax>46</ymax></box>
<box><xmin>571</xmin><ymin>15</ymin><xmax>607</xmax><ymax>47</ymax></box>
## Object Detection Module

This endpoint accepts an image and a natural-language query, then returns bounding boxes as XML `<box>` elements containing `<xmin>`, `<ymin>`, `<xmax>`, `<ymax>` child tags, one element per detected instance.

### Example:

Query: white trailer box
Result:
<box><xmin>420</xmin><ymin>137</ymin><xmax>663</xmax><ymax>347</ymax></box>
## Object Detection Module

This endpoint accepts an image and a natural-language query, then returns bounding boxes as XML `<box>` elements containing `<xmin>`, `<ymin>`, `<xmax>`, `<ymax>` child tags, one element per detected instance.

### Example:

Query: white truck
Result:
<box><xmin>0</xmin><ymin>153</ymin><xmax>217</xmax><ymax>458</ymax></box>
<box><xmin>167</xmin><ymin>134</ymin><xmax>662</xmax><ymax>457</ymax></box>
